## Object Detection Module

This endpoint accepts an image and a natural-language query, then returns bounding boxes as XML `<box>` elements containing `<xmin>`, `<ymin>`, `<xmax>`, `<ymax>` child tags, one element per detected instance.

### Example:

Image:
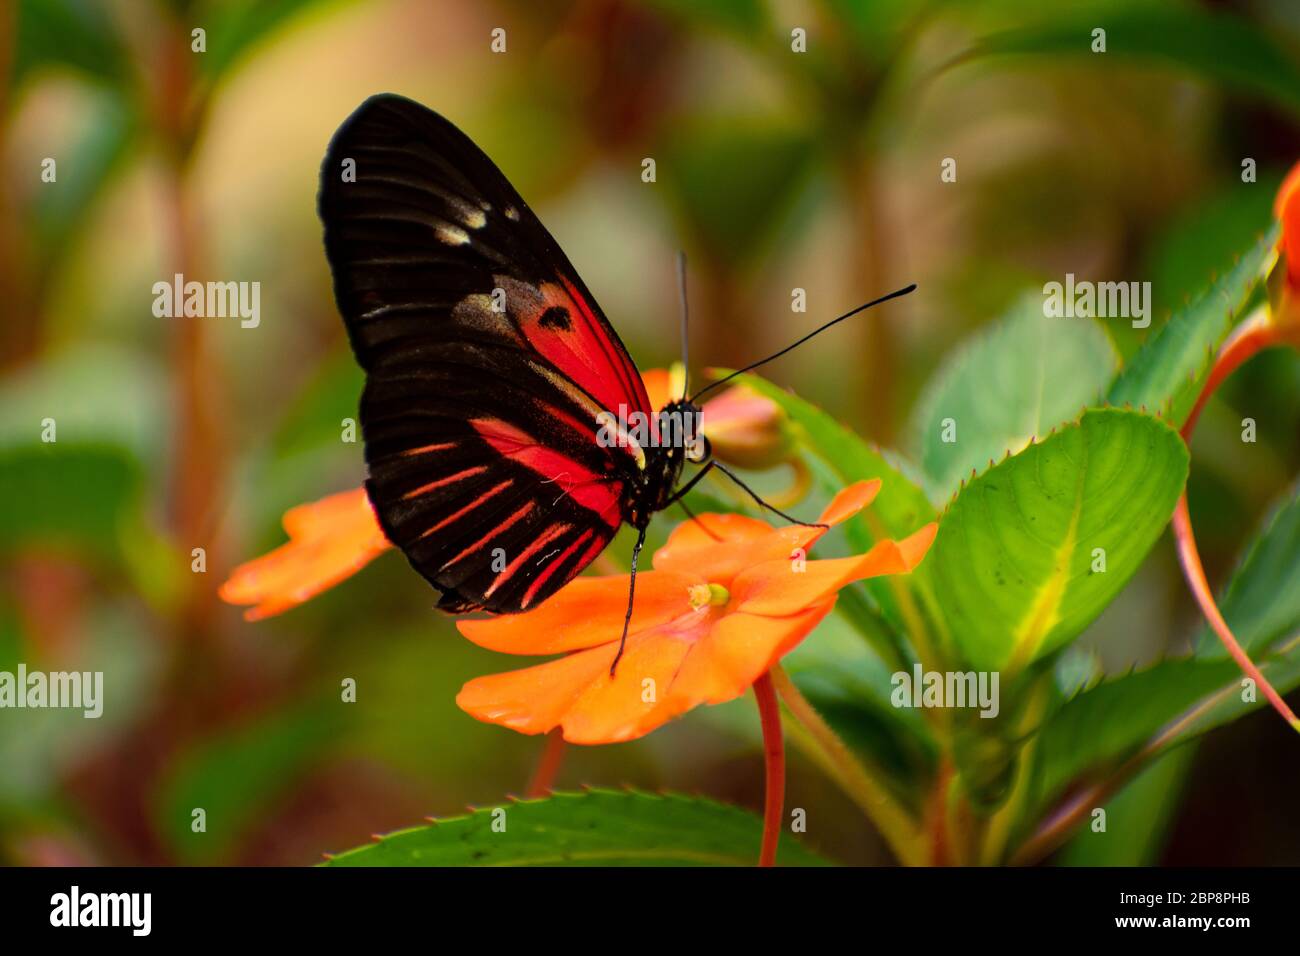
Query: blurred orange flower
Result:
<box><xmin>219</xmin><ymin>487</ymin><xmax>391</xmax><ymax>621</ymax></box>
<box><xmin>1269</xmin><ymin>158</ymin><xmax>1300</xmax><ymax>340</ymax></box>
<box><xmin>1276</xmin><ymin>161</ymin><xmax>1300</xmax><ymax>282</ymax></box>
<box><xmin>456</xmin><ymin>480</ymin><xmax>936</xmax><ymax>744</ymax></box>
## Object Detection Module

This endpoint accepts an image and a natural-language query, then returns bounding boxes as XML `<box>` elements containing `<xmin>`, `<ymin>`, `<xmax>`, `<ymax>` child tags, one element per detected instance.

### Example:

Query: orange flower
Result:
<box><xmin>219</xmin><ymin>487</ymin><xmax>391</xmax><ymax>621</ymax></box>
<box><xmin>456</xmin><ymin>481</ymin><xmax>936</xmax><ymax>744</ymax></box>
<box><xmin>640</xmin><ymin>366</ymin><xmax>680</xmax><ymax>415</ymax></box>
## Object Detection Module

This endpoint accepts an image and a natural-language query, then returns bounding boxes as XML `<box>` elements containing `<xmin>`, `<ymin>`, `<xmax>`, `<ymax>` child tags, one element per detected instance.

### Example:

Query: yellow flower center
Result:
<box><xmin>688</xmin><ymin>583</ymin><xmax>730</xmax><ymax>610</ymax></box>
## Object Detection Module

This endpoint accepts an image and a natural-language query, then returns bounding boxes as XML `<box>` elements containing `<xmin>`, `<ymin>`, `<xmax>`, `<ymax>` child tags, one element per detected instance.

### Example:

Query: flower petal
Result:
<box><xmin>730</xmin><ymin>522</ymin><xmax>936</xmax><ymax>616</ymax></box>
<box><xmin>816</xmin><ymin>479</ymin><xmax>882</xmax><ymax>525</ymax></box>
<box><xmin>457</xmin><ymin>644</ymin><xmax>620</xmax><ymax>737</ymax></box>
<box><xmin>664</xmin><ymin>602</ymin><xmax>835</xmax><ymax>710</ymax></box>
<box><xmin>457</xmin><ymin>629</ymin><xmax>694</xmax><ymax>744</ymax></box>
<box><xmin>560</xmin><ymin>633</ymin><xmax>695</xmax><ymax>743</ymax></box>
<box><xmin>218</xmin><ymin>487</ymin><xmax>390</xmax><ymax>620</ymax></box>
<box><xmin>897</xmin><ymin>521</ymin><xmax>938</xmax><ymax>568</ymax></box>
<box><xmin>456</xmin><ymin>570</ymin><xmax>699</xmax><ymax>655</ymax></box>
<box><xmin>458</xmin><ymin>602</ymin><xmax>832</xmax><ymax>745</ymax></box>
<box><xmin>641</xmin><ymin>368</ymin><xmax>675</xmax><ymax>413</ymax></box>
<box><xmin>652</xmin><ymin>479</ymin><xmax>883</xmax><ymax>582</ymax></box>
<box><xmin>653</xmin><ymin>512</ymin><xmax>773</xmax><ymax>569</ymax></box>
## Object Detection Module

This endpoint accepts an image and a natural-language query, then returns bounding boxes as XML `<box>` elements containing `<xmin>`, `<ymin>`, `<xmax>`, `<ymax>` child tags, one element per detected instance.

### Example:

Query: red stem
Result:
<box><xmin>1180</xmin><ymin>313</ymin><xmax>1276</xmax><ymax>437</ymax></box>
<box><xmin>1172</xmin><ymin>495</ymin><xmax>1300</xmax><ymax>731</ymax></box>
<box><xmin>1174</xmin><ymin>310</ymin><xmax>1299</xmax><ymax>731</ymax></box>
<box><xmin>525</xmin><ymin>728</ymin><xmax>567</xmax><ymax>797</ymax></box>
<box><xmin>754</xmin><ymin>670</ymin><xmax>785</xmax><ymax>867</ymax></box>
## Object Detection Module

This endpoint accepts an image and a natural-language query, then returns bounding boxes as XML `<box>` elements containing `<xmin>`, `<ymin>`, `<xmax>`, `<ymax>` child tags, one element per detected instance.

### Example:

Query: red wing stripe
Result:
<box><xmin>471</xmin><ymin>417</ymin><xmax>619</xmax><ymax>522</ymax></box>
<box><xmin>401</xmin><ymin>441</ymin><xmax>458</xmax><ymax>457</ymax></box>
<box><xmin>520</xmin><ymin>528</ymin><xmax>595</xmax><ymax>609</ymax></box>
<box><xmin>572</xmin><ymin>530</ymin><xmax>611</xmax><ymax>578</ymax></box>
<box><xmin>416</xmin><ymin>479</ymin><xmax>512</xmax><ymax>540</ymax></box>
<box><xmin>401</xmin><ymin>464</ymin><xmax>489</xmax><ymax>500</ymax></box>
<box><xmin>438</xmin><ymin>501</ymin><xmax>535</xmax><ymax>571</ymax></box>
<box><xmin>484</xmin><ymin>522</ymin><xmax>571</xmax><ymax>600</ymax></box>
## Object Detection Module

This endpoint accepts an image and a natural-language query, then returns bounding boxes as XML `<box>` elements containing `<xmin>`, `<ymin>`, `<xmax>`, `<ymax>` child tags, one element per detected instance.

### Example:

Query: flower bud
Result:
<box><xmin>700</xmin><ymin>384</ymin><xmax>796</xmax><ymax>471</ymax></box>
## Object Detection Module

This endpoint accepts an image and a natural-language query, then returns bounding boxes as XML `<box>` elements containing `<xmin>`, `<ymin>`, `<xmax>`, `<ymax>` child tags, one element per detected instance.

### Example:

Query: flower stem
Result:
<box><xmin>770</xmin><ymin>663</ymin><xmax>926</xmax><ymax>865</ymax></box>
<box><xmin>754</xmin><ymin>671</ymin><xmax>785</xmax><ymax>867</ymax></box>
<box><xmin>525</xmin><ymin>729</ymin><xmax>567</xmax><ymax>798</ymax></box>
<box><xmin>1172</xmin><ymin>494</ymin><xmax>1300</xmax><ymax>731</ymax></box>
<box><xmin>1174</xmin><ymin>309</ymin><xmax>1299</xmax><ymax>733</ymax></box>
<box><xmin>1180</xmin><ymin>308</ymin><xmax>1274</xmax><ymax>436</ymax></box>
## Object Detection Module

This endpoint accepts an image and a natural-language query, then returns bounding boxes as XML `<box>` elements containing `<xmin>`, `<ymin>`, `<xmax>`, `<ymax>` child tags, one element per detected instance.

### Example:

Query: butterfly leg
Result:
<box><xmin>676</xmin><ymin>499</ymin><xmax>723</xmax><ymax>541</ymax></box>
<box><xmin>609</xmin><ymin>525</ymin><xmax>648</xmax><ymax>677</ymax></box>
<box><xmin>713</xmin><ymin>461</ymin><xmax>828</xmax><ymax>529</ymax></box>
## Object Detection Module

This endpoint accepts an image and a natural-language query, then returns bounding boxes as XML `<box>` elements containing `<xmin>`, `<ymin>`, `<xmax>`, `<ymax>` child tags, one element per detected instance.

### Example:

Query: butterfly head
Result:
<box><xmin>624</xmin><ymin>399</ymin><xmax>708</xmax><ymax>528</ymax></box>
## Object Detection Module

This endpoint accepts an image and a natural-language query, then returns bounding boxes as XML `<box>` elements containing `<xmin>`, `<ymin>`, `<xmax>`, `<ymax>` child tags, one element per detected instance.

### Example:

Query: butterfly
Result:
<box><xmin>318</xmin><ymin>93</ymin><xmax>914</xmax><ymax>668</ymax></box>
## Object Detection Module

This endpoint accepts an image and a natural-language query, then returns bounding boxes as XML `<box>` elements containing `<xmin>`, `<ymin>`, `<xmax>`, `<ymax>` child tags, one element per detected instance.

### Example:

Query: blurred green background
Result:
<box><xmin>2</xmin><ymin>0</ymin><xmax>1299</xmax><ymax>866</ymax></box>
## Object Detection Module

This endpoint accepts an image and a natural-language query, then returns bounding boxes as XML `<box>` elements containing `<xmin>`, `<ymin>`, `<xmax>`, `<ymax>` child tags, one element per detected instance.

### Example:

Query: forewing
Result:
<box><xmin>319</xmin><ymin>94</ymin><xmax>649</xmax><ymax>612</ymax></box>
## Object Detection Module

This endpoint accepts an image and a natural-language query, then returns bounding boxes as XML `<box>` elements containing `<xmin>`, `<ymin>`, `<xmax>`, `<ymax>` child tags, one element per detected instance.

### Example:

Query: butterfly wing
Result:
<box><xmin>319</xmin><ymin>93</ymin><xmax>652</xmax><ymax>613</ymax></box>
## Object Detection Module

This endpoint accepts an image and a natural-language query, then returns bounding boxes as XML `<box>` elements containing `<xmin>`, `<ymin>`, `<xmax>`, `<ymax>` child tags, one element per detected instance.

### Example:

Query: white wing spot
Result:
<box><xmin>437</xmin><ymin>224</ymin><xmax>470</xmax><ymax>245</ymax></box>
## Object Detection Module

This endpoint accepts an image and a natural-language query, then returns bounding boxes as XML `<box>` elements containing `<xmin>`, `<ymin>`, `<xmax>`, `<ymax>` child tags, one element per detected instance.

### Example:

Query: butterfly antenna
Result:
<box><xmin>610</xmin><ymin>526</ymin><xmax>647</xmax><ymax>677</ymax></box>
<box><xmin>688</xmin><ymin>282</ymin><xmax>917</xmax><ymax>404</ymax></box>
<box><xmin>713</xmin><ymin>461</ymin><xmax>827</xmax><ymax>529</ymax></box>
<box><xmin>677</xmin><ymin>251</ymin><xmax>690</xmax><ymax>400</ymax></box>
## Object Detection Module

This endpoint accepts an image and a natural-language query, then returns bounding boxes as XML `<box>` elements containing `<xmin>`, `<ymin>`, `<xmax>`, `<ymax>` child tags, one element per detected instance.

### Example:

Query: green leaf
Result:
<box><xmin>1056</xmin><ymin>746</ymin><xmax>1196</xmax><ymax>867</ymax></box>
<box><xmin>323</xmin><ymin>789</ymin><xmax>832</xmax><ymax>866</ymax></box>
<box><xmin>1106</xmin><ymin>226</ymin><xmax>1276</xmax><ymax>425</ymax></box>
<box><xmin>1033</xmin><ymin>659</ymin><xmax>1235</xmax><ymax>813</ymax></box>
<box><xmin>12</xmin><ymin>0</ymin><xmax>130</xmax><ymax>87</ymax></box>
<box><xmin>1146</xmin><ymin>181</ymin><xmax>1281</xmax><ymax>321</ymax></box>
<box><xmin>0</xmin><ymin>347</ymin><xmax>168</xmax><ymax>562</ymax></box>
<box><xmin>30</xmin><ymin>89</ymin><xmax>136</xmax><ymax>271</ymax></box>
<box><xmin>968</xmin><ymin>7</ymin><xmax>1300</xmax><ymax>117</ymax></box>
<box><xmin>195</xmin><ymin>0</ymin><xmax>345</xmax><ymax>83</ymax></box>
<box><xmin>911</xmin><ymin>298</ymin><xmax>1117</xmax><ymax>503</ymax></box>
<box><xmin>1034</xmin><ymin>486</ymin><xmax>1300</xmax><ymax>813</ymax></box>
<box><xmin>661</xmin><ymin>120</ymin><xmax>818</xmax><ymax>271</ymax></box>
<box><xmin>921</xmin><ymin>408</ymin><xmax>1188</xmax><ymax>672</ymax></box>
<box><xmin>643</xmin><ymin>0</ymin><xmax>769</xmax><ymax>38</ymax></box>
<box><xmin>0</xmin><ymin>445</ymin><xmax>140</xmax><ymax>559</ymax></box>
<box><xmin>0</xmin><ymin>345</ymin><xmax>168</xmax><ymax>469</ymax></box>
<box><xmin>158</xmin><ymin>702</ymin><xmax>346</xmax><ymax>864</ymax></box>
<box><xmin>823</xmin><ymin>0</ymin><xmax>949</xmax><ymax>56</ymax></box>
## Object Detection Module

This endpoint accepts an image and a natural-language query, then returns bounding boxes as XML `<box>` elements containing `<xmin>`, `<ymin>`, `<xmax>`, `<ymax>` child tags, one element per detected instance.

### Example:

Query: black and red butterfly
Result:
<box><xmin>318</xmin><ymin>93</ymin><xmax>913</xmax><ymax>666</ymax></box>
